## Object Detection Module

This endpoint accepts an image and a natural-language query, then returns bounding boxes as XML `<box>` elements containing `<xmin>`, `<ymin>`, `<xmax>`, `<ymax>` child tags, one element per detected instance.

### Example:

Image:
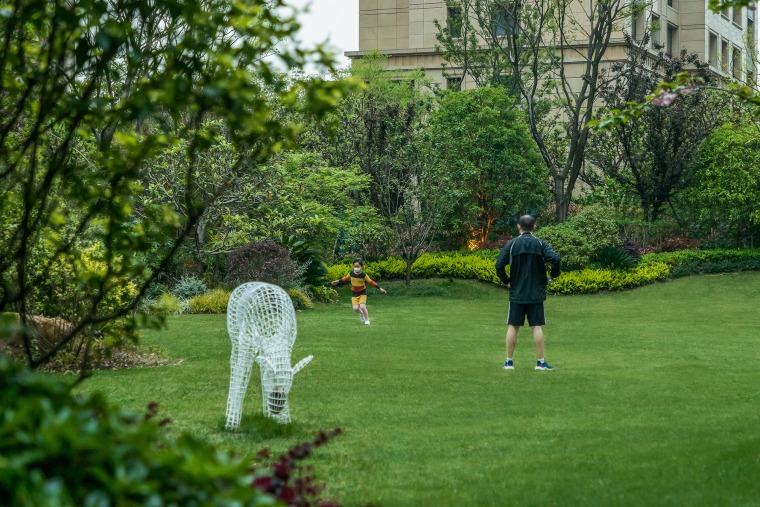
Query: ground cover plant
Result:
<box><xmin>77</xmin><ymin>274</ymin><xmax>760</xmax><ymax>506</ymax></box>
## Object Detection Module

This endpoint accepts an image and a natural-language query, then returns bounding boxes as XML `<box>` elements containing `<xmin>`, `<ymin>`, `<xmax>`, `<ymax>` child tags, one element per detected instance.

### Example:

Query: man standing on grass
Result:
<box><xmin>495</xmin><ymin>215</ymin><xmax>561</xmax><ymax>371</ymax></box>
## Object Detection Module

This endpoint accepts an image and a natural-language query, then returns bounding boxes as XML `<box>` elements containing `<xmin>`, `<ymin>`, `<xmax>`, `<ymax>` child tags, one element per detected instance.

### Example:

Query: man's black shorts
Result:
<box><xmin>507</xmin><ymin>301</ymin><xmax>546</xmax><ymax>326</ymax></box>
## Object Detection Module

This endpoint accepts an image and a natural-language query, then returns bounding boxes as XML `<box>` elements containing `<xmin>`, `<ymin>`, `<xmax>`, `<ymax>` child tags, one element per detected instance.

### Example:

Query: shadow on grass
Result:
<box><xmin>217</xmin><ymin>414</ymin><xmax>305</xmax><ymax>440</ymax></box>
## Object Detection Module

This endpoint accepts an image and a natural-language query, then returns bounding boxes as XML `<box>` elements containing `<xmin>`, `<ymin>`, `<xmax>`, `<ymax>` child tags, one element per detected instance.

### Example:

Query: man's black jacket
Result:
<box><xmin>495</xmin><ymin>232</ymin><xmax>561</xmax><ymax>303</ymax></box>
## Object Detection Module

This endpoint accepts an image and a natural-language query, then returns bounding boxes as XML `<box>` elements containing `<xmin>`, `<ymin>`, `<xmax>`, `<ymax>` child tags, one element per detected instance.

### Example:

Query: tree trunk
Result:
<box><xmin>553</xmin><ymin>176</ymin><xmax>569</xmax><ymax>223</ymax></box>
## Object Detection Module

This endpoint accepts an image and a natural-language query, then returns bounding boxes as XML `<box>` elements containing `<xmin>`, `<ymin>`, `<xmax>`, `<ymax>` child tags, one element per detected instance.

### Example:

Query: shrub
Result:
<box><xmin>0</xmin><ymin>354</ymin><xmax>342</xmax><ymax>506</ymax></box>
<box><xmin>225</xmin><ymin>240</ymin><xmax>300</xmax><ymax>289</ymax></box>
<box><xmin>311</xmin><ymin>285</ymin><xmax>339</xmax><ymax>303</ymax></box>
<box><xmin>535</xmin><ymin>224</ymin><xmax>594</xmax><ymax>269</ymax></box>
<box><xmin>188</xmin><ymin>289</ymin><xmax>231</xmax><ymax>314</ymax></box>
<box><xmin>22</xmin><ymin>242</ymin><xmax>139</xmax><ymax>368</ymax></box>
<box><xmin>277</xmin><ymin>235</ymin><xmax>329</xmax><ymax>287</ymax></box>
<box><xmin>568</xmin><ymin>204</ymin><xmax>621</xmax><ymax>252</ymax></box>
<box><xmin>150</xmin><ymin>293</ymin><xmax>183</xmax><ymax>315</ymax></box>
<box><xmin>595</xmin><ymin>246</ymin><xmax>638</xmax><ymax>270</ymax></box>
<box><xmin>287</xmin><ymin>288</ymin><xmax>314</xmax><ymax>310</ymax></box>
<box><xmin>172</xmin><ymin>275</ymin><xmax>208</xmax><ymax>300</ymax></box>
<box><xmin>144</xmin><ymin>281</ymin><xmax>168</xmax><ymax>302</ymax></box>
<box><xmin>326</xmin><ymin>263</ymin><xmax>352</xmax><ymax>282</ymax></box>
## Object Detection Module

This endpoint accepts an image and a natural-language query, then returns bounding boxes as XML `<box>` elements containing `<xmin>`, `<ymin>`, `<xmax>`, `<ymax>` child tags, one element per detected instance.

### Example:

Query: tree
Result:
<box><xmin>310</xmin><ymin>54</ymin><xmax>453</xmax><ymax>284</ymax></box>
<box><xmin>426</xmin><ymin>87</ymin><xmax>549</xmax><ymax>245</ymax></box>
<box><xmin>0</xmin><ymin>0</ymin><xmax>350</xmax><ymax>376</ymax></box>
<box><xmin>680</xmin><ymin>124</ymin><xmax>760</xmax><ymax>246</ymax></box>
<box><xmin>588</xmin><ymin>41</ymin><xmax>726</xmax><ymax>222</ymax></box>
<box><xmin>437</xmin><ymin>0</ymin><xmax>638</xmax><ymax>222</ymax></box>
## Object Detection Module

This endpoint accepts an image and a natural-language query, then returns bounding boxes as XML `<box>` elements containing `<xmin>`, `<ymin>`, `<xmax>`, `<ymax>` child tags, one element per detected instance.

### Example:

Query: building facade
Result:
<box><xmin>347</xmin><ymin>0</ymin><xmax>759</xmax><ymax>89</ymax></box>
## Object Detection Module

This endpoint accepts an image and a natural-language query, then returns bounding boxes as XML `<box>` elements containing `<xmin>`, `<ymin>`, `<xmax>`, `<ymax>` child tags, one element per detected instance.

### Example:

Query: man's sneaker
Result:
<box><xmin>535</xmin><ymin>360</ymin><xmax>554</xmax><ymax>371</ymax></box>
<box><xmin>364</xmin><ymin>320</ymin><xmax>370</xmax><ymax>325</ymax></box>
<box><xmin>502</xmin><ymin>359</ymin><xmax>514</xmax><ymax>370</ymax></box>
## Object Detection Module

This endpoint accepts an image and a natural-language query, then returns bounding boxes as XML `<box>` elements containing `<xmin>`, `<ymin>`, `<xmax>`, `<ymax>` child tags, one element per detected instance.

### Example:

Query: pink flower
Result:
<box><xmin>651</xmin><ymin>91</ymin><xmax>677</xmax><ymax>107</ymax></box>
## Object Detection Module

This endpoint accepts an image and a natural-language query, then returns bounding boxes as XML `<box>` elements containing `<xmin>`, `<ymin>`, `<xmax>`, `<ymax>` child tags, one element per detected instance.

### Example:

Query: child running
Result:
<box><xmin>330</xmin><ymin>257</ymin><xmax>387</xmax><ymax>325</ymax></box>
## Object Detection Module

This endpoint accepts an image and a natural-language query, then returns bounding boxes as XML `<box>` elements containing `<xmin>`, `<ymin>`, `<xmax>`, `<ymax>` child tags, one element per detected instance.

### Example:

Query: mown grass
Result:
<box><xmin>78</xmin><ymin>273</ymin><xmax>760</xmax><ymax>506</ymax></box>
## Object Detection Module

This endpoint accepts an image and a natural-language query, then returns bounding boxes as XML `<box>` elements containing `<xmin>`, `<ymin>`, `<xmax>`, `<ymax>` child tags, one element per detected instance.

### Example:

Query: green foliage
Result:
<box><xmin>318</xmin><ymin>53</ymin><xmax>448</xmax><ymax>280</ymax></box>
<box><xmin>173</xmin><ymin>276</ymin><xmax>209</xmax><ymax>300</ymax></box>
<box><xmin>567</xmin><ymin>205</ymin><xmax>622</xmax><ymax>252</ymax></box>
<box><xmin>426</xmin><ymin>87</ymin><xmax>549</xmax><ymax>244</ymax></box>
<box><xmin>310</xmin><ymin>285</ymin><xmax>339</xmax><ymax>304</ymax></box>
<box><xmin>0</xmin><ymin>354</ymin><xmax>269</xmax><ymax>506</ymax></box>
<box><xmin>589</xmin><ymin>46</ymin><xmax>724</xmax><ymax>222</ymax></box>
<box><xmin>19</xmin><ymin>242</ymin><xmax>139</xmax><ymax>366</ymax></box>
<box><xmin>225</xmin><ymin>240</ymin><xmax>300</xmax><ymax>289</ymax></box>
<box><xmin>680</xmin><ymin>124</ymin><xmax>760</xmax><ymax>241</ymax></box>
<box><xmin>536</xmin><ymin>204</ymin><xmax>621</xmax><ymax>269</ymax></box>
<box><xmin>150</xmin><ymin>294</ymin><xmax>183</xmax><ymax>316</ymax></box>
<box><xmin>0</xmin><ymin>0</ymin><xmax>353</xmax><ymax>373</ymax></box>
<box><xmin>410</xmin><ymin>254</ymin><xmax>502</xmax><ymax>285</ymax></box>
<box><xmin>327</xmin><ymin>263</ymin><xmax>353</xmax><ymax>283</ymax></box>
<box><xmin>535</xmin><ymin>224</ymin><xmax>594</xmax><ymax>269</ymax></box>
<box><xmin>188</xmin><ymin>289</ymin><xmax>231</xmax><ymax>314</ymax></box>
<box><xmin>547</xmin><ymin>263</ymin><xmax>670</xmax><ymax>294</ymax></box>
<box><xmin>641</xmin><ymin>248</ymin><xmax>760</xmax><ymax>277</ymax></box>
<box><xmin>287</xmin><ymin>288</ymin><xmax>314</xmax><ymax>310</ymax></box>
<box><xmin>595</xmin><ymin>246</ymin><xmax>638</xmax><ymax>270</ymax></box>
<box><xmin>277</xmin><ymin>234</ymin><xmax>329</xmax><ymax>287</ymax></box>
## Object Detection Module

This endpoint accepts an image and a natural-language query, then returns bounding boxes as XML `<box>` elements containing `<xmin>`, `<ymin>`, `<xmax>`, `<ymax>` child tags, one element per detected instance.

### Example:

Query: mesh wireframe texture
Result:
<box><xmin>225</xmin><ymin>282</ymin><xmax>312</xmax><ymax>430</ymax></box>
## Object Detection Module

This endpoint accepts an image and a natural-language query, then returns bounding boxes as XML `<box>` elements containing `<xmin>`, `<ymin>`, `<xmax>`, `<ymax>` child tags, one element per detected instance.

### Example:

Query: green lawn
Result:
<box><xmin>78</xmin><ymin>273</ymin><xmax>760</xmax><ymax>506</ymax></box>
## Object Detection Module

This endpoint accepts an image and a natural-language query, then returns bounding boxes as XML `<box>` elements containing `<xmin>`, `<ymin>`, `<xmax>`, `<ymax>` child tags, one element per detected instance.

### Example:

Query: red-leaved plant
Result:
<box><xmin>252</xmin><ymin>428</ymin><xmax>344</xmax><ymax>507</ymax></box>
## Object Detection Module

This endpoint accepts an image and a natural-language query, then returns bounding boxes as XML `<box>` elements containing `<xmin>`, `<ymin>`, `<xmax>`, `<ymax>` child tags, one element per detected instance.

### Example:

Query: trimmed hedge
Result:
<box><xmin>547</xmin><ymin>263</ymin><xmax>670</xmax><ymax>295</ymax></box>
<box><xmin>640</xmin><ymin>249</ymin><xmax>760</xmax><ymax>279</ymax></box>
<box><xmin>327</xmin><ymin>248</ymin><xmax>760</xmax><ymax>296</ymax></box>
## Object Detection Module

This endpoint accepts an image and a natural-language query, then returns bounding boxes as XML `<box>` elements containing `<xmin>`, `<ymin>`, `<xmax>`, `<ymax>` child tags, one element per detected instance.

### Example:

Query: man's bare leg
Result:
<box><xmin>506</xmin><ymin>325</ymin><xmax>520</xmax><ymax>358</ymax></box>
<box><xmin>531</xmin><ymin>325</ymin><xmax>545</xmax><ymax>359</ymax></box>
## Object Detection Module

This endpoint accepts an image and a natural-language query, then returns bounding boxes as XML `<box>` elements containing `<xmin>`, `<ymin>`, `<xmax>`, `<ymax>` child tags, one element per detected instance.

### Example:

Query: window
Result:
<box><xmin>491</xmin><ymin>4</ymin><xmax>519</xmax><ymax>37</ymax></box>
<box><xmin>448</xmin><ymin>7</ymin><xmax>462</xmax><ymax>38</ymax></box>
<box><xmin>721</xmin><ymin>9</ymin><xmax>729</xmax><ymax>21</ymax></box>
<box><xmin>631</xmin><ymin>1</ymin><xmax>645</xmax><ymax>40</ymax></box>
<box><xmin>721</xmin><ymin>39</ymin><xmax>729</xmax><ymax>72</ymax></box>
<box><xmin>651</xmin><ymin>15</ymin><xmax>661</xmax><ymax>46</ymax></box>
<box><xmin>666</xmin><ymin>24</ymin><xmax>678</xmax><ymax>55</ymax></box>
<box><xmin>447</xmin><ymin>77</ymin><xmax>463</xmax><ymax>91</ymax></box>
<box><xmin>732</xmin><ymin>7</ymin><xmax>742</xmax><ymax>27</ymax></box>
<box><xmin>709</xmin><ymin>32</ymin><xmax>718</xmax><ymax>67</ymax></box>
<box><xmin>732</xmin><ymin>47</ymin><xmax>742</xmax><ymax>79</ymax></box>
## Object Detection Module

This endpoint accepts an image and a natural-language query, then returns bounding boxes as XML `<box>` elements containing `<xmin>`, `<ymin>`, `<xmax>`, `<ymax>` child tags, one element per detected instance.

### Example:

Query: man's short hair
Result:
<box><xmin>518</xmin><ymin>215</ymin><xmax>536</xmax><ymax>231</ymax></box>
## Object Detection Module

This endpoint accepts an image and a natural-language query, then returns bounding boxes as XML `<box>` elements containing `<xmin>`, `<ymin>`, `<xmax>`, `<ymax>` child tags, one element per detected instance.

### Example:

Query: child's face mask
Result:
<box><xmin>353</xmin><ymin>267</ymin><xmax>361</xmax><ymax>273</ymax></box>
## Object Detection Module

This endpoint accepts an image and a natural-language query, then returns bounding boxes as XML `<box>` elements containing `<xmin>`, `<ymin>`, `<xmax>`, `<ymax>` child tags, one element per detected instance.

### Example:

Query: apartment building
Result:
<box><xmin>346</xmin><ymin>0</ymin><xmax>759</xmax><ymax>89</ymax></box>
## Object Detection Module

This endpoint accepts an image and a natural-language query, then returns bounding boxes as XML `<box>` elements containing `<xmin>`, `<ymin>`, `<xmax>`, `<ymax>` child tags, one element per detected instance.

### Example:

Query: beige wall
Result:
<box><xmin>350</xmin><ymin>0</ymin><xmax>760</xmax><ymax>86</ymax></box>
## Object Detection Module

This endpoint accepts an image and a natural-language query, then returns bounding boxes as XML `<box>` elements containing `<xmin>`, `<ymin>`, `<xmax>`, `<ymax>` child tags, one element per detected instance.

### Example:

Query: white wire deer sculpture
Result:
<box><xmin>225</xmin><ymin>282</ymin><xmax>313</xmax><ymax>431</ymax></box>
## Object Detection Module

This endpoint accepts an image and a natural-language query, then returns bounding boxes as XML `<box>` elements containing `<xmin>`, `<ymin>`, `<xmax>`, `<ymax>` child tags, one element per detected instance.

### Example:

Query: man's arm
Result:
<box><xmin>494</xmin><ymin>241</ymin><xmax>512</xmax><ymax>286</ymax></box>
<box><xmin>543</xmin><ymin>242</ymin><xmax>561</xmax><ymax>278</ymax></box>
